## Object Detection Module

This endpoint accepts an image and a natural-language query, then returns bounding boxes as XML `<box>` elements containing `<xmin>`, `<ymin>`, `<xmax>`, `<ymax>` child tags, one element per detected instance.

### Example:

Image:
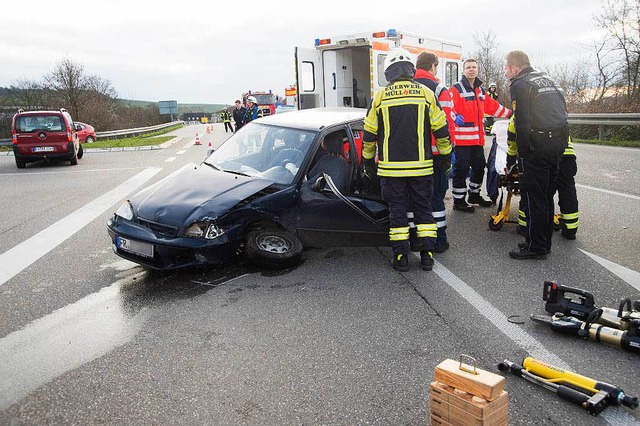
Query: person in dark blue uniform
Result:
<box><xmin>504</xmin><ymin>50</ymin><xmax>568</xmax><ymax>260</ymax></box>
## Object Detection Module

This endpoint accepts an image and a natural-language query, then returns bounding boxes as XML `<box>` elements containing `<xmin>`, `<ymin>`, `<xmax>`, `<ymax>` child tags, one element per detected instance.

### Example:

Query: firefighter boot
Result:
<box><xmin>392</xmin><ymin>253</ymin><xmax>410</xmax><ymax>272</ymax></box>
<box><xmin>420</xmin><ymin>251</ymin><xmax>434</xmax><ymax>271</ymax></box>
<box><xmin>453</xmin><ymin>201</ymin><xmax>475</xmax><ymax>212</ymax></box>
<box><xmin>467</xmin><ymin>193</ymin><xmax>493</xmax><ymax>207</ymax></box>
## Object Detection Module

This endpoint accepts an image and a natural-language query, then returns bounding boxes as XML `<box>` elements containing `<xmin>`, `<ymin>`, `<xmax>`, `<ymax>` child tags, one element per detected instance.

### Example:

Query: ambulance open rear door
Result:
<box><xmin>295</xmin><ymin>47</ymin><xmax>323</xmax><ymax>110</ymax></box>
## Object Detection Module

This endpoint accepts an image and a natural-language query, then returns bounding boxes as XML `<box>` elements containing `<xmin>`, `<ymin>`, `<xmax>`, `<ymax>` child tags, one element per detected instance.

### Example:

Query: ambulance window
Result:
<box><xmin>377</xmin><ymin>54</ymin><xmax>388</xmax><ymax>86</ymax></box>
<box><xmin>445</xmin><ymin>62</ymin><xmax>458</xmax><ymax>87</ymax></box>
<box><xmin>300</xmin><ymin>61</ymin><xmax>315</xmax><ymax>92</ymax></box>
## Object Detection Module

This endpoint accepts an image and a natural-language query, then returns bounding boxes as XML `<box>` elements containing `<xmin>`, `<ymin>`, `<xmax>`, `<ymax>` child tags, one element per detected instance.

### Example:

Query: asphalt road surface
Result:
<box><xmin>0</xmin><ymin>123</ymin><xmax>639</xmax><ymax>425</ymax></box>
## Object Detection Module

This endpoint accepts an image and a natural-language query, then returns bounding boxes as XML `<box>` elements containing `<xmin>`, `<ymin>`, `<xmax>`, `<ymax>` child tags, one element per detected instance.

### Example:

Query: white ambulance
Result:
<box><xmin>294</xmin><ymin>29</ymin><xmax>463</xmax><ymax>110</ymax></box>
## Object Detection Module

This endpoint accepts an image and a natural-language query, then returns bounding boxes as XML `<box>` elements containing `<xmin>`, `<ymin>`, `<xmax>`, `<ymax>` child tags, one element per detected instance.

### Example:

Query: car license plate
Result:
<box><xmin>116</xmin><ymin>236</ymin><xmax>154</xmax><ymax>258</ymax></box>
<box><xmin>33</xmin><ymin>146</ymin><xmax>55</xmax><ymax>152</ymax></box>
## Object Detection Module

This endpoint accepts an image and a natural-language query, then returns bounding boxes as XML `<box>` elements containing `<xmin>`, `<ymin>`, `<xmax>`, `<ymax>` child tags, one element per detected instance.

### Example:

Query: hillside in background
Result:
<box><xmin>118</xmin><ymin>99</ymin><xmax>230</xmax><ymax>113</ymax></box>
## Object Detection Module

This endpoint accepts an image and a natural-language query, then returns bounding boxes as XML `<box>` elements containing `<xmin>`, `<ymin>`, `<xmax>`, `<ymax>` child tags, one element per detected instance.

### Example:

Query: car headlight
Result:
<box><xmin>115</xmin><ymin>201</ymin><xmax>134</xmax><ymax>220</ymax></box>
<box><xmin>184</xmin><ymin>221</ymin><xmax>225</xmax><ymax>239</ymax></box>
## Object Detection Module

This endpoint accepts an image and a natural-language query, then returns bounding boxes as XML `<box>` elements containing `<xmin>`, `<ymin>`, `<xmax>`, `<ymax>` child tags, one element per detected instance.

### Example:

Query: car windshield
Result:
<box><xmin>253</xmin><ymin>94</ymin><xmax>276</xmax><ymax>104</ymax></box>
<box><xmin>204</xmin><ymin>123</ymin><xmax>317</xmax><ymax>185</ymax></box>
<box><xmin>16</xmin><ymin>115</ymin><xmax>64</xmax><ymax>132</ymax></box>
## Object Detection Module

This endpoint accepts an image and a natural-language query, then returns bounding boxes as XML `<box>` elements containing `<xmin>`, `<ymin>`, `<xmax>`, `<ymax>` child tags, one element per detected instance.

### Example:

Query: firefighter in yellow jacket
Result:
<box><xmin>363</xmin><ymin>48</ymin><xmax>452</xmax><ymax>272</ymax></box>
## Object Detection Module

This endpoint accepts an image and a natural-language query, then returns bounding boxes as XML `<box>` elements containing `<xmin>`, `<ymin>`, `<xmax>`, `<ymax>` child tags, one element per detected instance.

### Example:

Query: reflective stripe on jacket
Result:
<box><xmin>449</xmin><ymin>76</ymin><xmax>511</xmax><ymax>147</ymax></box>
<box><xmin>363</xmin><ymin>79</ymin><xmax>451</xmax><ymax>178</ymax></box>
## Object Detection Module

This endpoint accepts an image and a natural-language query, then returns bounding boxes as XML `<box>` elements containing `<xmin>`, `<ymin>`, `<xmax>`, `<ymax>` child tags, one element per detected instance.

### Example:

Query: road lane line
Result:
<box><xmin>0</xmin><ymin>277</ymin><xmax>149</xmax><ymax>410</ymax></box>
<box><xmin>165</xmin><ymin>156</ymin><xmax>176</xmax><ymax>162</ymax></box>
<box><xmin>176</xmin><ymin>150</ymin><xmax>186</xmax><ymax>155</ymax></box>
<box><xmin>580</xmin><ymin>249</ymin><xmax>640</xmax><ymax>292</ymax></box>
<box><xmin>422</xmin><ymin>257</ymin><xmax>639</xmax><ymax>425</ymax></box>
<box><xmin>0</xmin><ymin>167</ymin><xmax>142</xmax><ymax>176</ymax></box>
<box><xmin>0</xmin><ymin>167</ymin><xmax>161</xmax><ymax>288</ymax></box>
<box><xmin>576</xmin><ymin>183</ymin><xmax>640</xmax><ymax>201</ymax></box>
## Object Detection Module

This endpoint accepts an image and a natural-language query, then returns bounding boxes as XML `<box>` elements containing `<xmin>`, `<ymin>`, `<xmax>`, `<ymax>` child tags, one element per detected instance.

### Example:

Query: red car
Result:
<box><xmin>12</xmin><ymin>108</ymin><xmax>83</xmax><ymax>168</ymax></box>
<box><xmin>75</xmin><ymin>122</ymin><xmax>97</xmax><ymax>143</ymax></box>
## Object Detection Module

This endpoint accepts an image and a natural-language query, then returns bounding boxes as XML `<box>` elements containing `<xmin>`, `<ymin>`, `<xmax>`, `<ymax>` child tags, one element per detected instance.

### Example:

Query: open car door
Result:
<box><xmin>296</xmin><ymin>174</ymin><xmax>389</xmax><ymax>248</ymax></box>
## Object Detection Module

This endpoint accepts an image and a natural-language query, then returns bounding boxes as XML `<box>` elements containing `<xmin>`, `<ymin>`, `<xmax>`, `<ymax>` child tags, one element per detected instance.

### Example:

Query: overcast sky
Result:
<box><xmin>1</xmin><ymin>0</ymin><xmax>604</xmax><ymax>104</ymax></box>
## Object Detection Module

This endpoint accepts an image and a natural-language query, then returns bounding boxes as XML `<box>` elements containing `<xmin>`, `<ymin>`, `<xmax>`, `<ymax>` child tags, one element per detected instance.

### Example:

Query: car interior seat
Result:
<box><xmin>308</xmin><ymin>131</ymin><xmax>349</xmax><ymax>194</ymax></box>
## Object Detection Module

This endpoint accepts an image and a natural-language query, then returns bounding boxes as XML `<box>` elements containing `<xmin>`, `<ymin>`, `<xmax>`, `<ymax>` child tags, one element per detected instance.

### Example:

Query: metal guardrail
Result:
<box><xmin>568</xmin><ymin>113</ymin><xmax>640</xmax><ymax>126</ymax></box>
<box><xmin>95</xmin><ymin>121</ymin><xmax>183</xmax><ymax>139</ymax></box>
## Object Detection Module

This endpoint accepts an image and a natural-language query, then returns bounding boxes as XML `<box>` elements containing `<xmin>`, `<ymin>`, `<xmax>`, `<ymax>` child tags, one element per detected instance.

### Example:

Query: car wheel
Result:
<box><xmin>77</xmin><ymin>144</ymin><xmax>84</xmax><ymax>159</ymax></box>
<box><xmin>86</xmin><ymin>136</ymin><xmax>94</xmax><ymax>143</ymax></box>
<box><xmin>70</xmin><ymin>150</ymin><xmax>78</xmax><ymax>165</ymax></box>
<box><xmin>245</xmin><ymin>229</ymin><xmax>303</xmax><ymax>269</ymax></box>
<box><xmin>15</xmin><ymin>159</ymin><xmax>26</xmax><ymax>169</ymax></box>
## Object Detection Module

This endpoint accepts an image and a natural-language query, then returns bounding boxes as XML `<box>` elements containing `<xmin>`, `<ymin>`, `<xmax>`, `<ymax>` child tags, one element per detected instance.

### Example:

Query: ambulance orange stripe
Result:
<box><xmin>402</xmin><ymin>45</ymin><xmax>462</xmax><ymax>60</ymax></box>
<box><xmin>372</xmin><ymin>42</ymin><xmax>390</xmax><ymax>51</ymax></box>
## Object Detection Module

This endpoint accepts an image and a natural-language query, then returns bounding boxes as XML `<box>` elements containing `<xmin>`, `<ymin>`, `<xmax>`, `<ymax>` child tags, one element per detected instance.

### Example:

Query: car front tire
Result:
<box><xmin>86</xmin><ymin>136</ymin><xmax>94</xmax><ymax>143</ymax></box>
<box><xmin>245</xmin><ymin>229</ymin><xmax>303</xmax><ymax>269</ymax></box>
<box><xmin>15</xmin><ymin>159</ymin><xmax>26</xmax><ymax>169</ymax></box>
<box><xmin>77</xmin><ymin>144</ymin><xmax>84</xmax><ymax>159</ymax></box>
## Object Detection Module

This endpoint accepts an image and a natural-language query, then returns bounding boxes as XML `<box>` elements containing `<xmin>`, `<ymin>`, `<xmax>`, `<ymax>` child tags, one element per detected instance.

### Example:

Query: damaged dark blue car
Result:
<box><xmin>107</xmin><ymin>108</ymin><xmax>390</xmax><ymax>270</ymax></box>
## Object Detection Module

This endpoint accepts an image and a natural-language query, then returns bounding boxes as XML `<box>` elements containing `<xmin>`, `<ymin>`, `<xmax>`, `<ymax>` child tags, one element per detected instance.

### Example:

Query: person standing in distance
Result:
<box><xmin>363</xmin><ymin>48</ymin><xmax>452</xmax><ymax>272</ymax></box>
<box><xmin>220</xmin><ymin>109</ymin><xmax>234</xmax><ymax>133</ymax></box>
<box><xmin>449</xmin><ymin>59</ymin><xmax>511</xmax><ymax>212</ymax></box>
<box><xmin>505</xmin><ymin>50</ymin><xmax>568</xmax><ymax>259</ymax></box>
<box><xmin>232</xmin><ymin>100</ymin><xmax>246</xmax><ymax>131</ymax></box>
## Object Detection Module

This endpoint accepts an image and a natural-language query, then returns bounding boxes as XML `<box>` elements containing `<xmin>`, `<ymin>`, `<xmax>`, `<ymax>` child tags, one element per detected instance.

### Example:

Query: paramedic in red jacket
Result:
<box><xmin>449</xmin><ymin>58</ymin><xmax>512</xmax><ymax>212</ymax></box>
<box><xmin>413</xmin><ymin>52</ymin><xmax>455</xmax><ymax>253</ymax></box>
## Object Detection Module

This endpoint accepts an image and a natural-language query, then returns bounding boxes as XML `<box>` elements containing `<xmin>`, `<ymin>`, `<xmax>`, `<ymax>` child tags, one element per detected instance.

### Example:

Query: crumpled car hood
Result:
<box><xmin>130</xmin><ymin>163</ymin><xmax>273</xmax><ymax>227</ymax></box>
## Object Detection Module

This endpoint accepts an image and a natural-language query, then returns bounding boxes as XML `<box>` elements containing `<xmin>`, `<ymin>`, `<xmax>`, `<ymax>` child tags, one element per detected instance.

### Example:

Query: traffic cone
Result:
<box><xmin>194</xmin><ymin>133</ymin><xmax>201</xmax><ymax>145</ymax></box>
<box><xmin>208</xmin><ymin>141</ymin><xmax>212</xmax><ymax>149</ymax></box>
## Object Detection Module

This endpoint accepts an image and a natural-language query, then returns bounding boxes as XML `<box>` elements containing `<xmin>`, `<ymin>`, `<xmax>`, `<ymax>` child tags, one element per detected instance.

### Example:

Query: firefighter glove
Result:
<box><xmin>454</xmin><ymin>114</ymin><xmax>465</xmax><ymax>126</ymax></box>
<box><xmin>363</xmin><ymin>158</ymin><xmax>377</xmax><ymax>178</ymax></box>
<box><xmin>437</xmin><ymin>154</ymin><xmax>452</xmax><ymax>175</ymax></box>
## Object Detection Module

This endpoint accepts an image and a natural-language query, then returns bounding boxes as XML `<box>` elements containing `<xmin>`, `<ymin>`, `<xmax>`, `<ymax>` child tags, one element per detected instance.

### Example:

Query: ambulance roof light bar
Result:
<box><xmin>315</xmin><ymin>38</ymin><xmax>331</xmax><ymax>46</ymax></box>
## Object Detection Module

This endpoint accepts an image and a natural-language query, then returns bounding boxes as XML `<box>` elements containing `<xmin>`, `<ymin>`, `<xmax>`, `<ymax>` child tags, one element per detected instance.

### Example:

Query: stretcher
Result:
<box><xmin>486</xmin><ymin>120</ymin><xmax>520</xmax><ymax>231</ymax></box>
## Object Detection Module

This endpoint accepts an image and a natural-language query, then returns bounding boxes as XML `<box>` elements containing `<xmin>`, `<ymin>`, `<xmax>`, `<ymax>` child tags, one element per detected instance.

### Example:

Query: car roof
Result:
<box><xmin>14</xmin><ymin>110</ymin><xmax>65</xmax><ymax>116</ymax></box>
<box><xmin>256</xmin><ymin>107</ymin><xmax>366</xmax><ymax>131</ymax></box>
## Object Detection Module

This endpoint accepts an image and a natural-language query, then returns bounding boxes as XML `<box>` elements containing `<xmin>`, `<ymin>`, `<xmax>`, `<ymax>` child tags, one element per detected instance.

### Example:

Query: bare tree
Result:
<box><xmin>44</xmin><ymin>58</ymin><xmax>87</xmax><ymax>118</ymax></box>
<box><xmin>595</xmin><ymin>0</ymin><xmax>640</xmax><ymax>104</ymax></box>
<box><xmin>470</xmin><ymin>30</ymin><xmax>510</xmax><ymax>105</ymax></box>
<box><xmin>9</xmin><ymin>78</ymin><xmax>46</xmax><ymax>110</ymax></box>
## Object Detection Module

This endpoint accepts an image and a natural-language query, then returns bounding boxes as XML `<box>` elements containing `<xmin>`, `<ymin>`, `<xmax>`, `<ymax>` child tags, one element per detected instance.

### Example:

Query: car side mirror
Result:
<box><xmin>206</xmin><ymin>148</ymin><xmax>215</xmax><ymax>157</ymax></box>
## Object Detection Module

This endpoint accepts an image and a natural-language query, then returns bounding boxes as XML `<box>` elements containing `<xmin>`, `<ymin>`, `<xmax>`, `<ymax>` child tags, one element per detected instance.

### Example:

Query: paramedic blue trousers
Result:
<box><xmin>519</xmin><ymin>134</ymin><xmax>566</xmax><ymax>254</ymax></box>
<box><xmin>432</xmin><ymin>162</ymin><xmax>449</xmax><ymax>244</ymax></box>
<box><xmin>452</xmin><ymin>145</ymin><xmax>486</xmax><ymax>204</ymax></box>
<box><xmin>381</xmin><ymin>176</ymin><xmax>436</xmax><ymax>255</ymax></box>
<box><xmin>408</xmin><ymin>162</ymin><xmax>448</xmax><ymax>247</ymax></box>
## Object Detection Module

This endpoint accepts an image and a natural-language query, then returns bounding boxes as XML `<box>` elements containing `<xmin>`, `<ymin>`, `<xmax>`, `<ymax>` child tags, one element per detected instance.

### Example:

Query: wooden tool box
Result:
<box><xmin>430</xmin><ymin>356</ymin><xmax>509</xmax><ymax>426</ymax></box>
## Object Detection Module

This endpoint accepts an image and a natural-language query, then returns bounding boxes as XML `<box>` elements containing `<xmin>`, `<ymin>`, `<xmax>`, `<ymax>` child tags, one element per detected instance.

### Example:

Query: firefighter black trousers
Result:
<box><xmin>224</xmin><ymin>122</ymin><xmax>234</xmax><ymax>133</ymax></box>
<box><xmin>556</xmin><ymin>155</ymin><xmax>579</xmax><ymax>233</ymax></box>
<box><xmin>381</xmin><ymin>176</ymin><xmax>435</xmax><ymax>255</ymax></box>
<box><xmin>519</xmin><ymin>135</ymin><xmax>566</xmax><ymax>254</ymax></box>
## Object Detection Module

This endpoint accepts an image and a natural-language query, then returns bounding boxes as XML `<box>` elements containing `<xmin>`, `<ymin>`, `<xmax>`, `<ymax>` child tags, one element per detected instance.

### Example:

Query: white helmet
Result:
<box><xmin>248</xmin><ymin>96</ymin><xmax>257</xmax><ymax>104</ymax></box>
<box><xmin>384</xmin><ymin>48</ymin><xmax>415</xmax><ymax>72</ymax></box>
<box><xmin>489</xmin><ymin>82</ymin><xmax>497</xmax><ymax>88</ymax></box>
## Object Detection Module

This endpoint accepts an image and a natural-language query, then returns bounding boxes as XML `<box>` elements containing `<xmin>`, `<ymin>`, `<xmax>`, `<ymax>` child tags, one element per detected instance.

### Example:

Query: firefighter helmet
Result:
<box><xmin>383</xmin><ymin>48</ymin><xmax>415</xmax><ymax>72</ymax></box>
<box><xmin>489</xmin><ymin>82</ymin><xmax>497</xmax><ymax>88</ymax></box>
<box><xmin>247</xmin><ymin>96</ymin><xmax>257</xmax><ymax>104</ymax></box>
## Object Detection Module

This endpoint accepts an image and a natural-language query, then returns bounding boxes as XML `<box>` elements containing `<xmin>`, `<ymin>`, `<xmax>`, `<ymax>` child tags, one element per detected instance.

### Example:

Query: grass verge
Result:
<box><xmin>574</xmin><ymin>138</ymin><xmax>640</xmax><ymax>148</ymax></box>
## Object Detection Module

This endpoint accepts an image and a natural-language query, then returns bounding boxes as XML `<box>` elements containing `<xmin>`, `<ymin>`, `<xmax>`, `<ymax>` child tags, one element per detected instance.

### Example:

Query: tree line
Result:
<box><xmin>0</xmin><ymin>58</ymin><xmax>165</xmax><ymax>139</ymax></box>
<box><xmin>469</xmin><ymin>0</ymin><xmax>639</xmax><ymax>140</ymax></box>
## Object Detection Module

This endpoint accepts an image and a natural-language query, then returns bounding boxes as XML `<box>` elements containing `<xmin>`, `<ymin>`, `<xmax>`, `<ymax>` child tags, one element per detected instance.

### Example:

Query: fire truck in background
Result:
<box><xmin>294</xmin><ymin>29</ymin><xmax>463</xmax><ymax>109</ymax></box>
<box><xmin>242</xmin><ymin>90</ymin><xmax>279</xmax><ymax>116</ymax></box>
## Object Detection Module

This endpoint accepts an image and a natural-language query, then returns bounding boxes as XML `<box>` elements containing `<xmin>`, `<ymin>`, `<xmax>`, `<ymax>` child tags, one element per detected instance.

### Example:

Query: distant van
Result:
<box><xmin>12</xmin><ymin>108</ymin><xmax>83</xmax><ymax>168</ymax></box>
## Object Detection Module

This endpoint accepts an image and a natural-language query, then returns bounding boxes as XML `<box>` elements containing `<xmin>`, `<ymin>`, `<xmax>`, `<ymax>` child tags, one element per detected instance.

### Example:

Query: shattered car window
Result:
<box><xmin>204</xmin><ymin>123</ymin><xmax>318</xmax><ymax>185</ymax></box>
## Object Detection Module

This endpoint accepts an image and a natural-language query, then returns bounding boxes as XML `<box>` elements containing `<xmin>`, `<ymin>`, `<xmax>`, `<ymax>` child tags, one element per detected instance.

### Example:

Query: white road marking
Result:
<box><xmin>0</xmin><ymin>276</ymin><xmax>149</xmax><ymax>410</ymax></box>
<box><xmin>165</xmin><ymin>156</ymin><xmax>176</xmax><ymax>162</ymax></box>
<box><xmin>176</xmin><ymin>150</ymin><xmax>186</xmax><ymax>155</ymax></box>
<box><xmin>0</xmin><ymin>167</ymin><xmax>161</xmax><ymax>288</ymax></box>
<box><xmin>422</xmin><ymin>257</ymin><xmax>639</xmax><ymax>425</ymax></box>
<box><xmin>580</xmin><ymin>249</ymin><xmax>640</xmax><ymax>292</ymax></box>
<box><xmin>576</xmin><ymin>183</ymin><xmax>640</xmax><ymax>201</ymax></box>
